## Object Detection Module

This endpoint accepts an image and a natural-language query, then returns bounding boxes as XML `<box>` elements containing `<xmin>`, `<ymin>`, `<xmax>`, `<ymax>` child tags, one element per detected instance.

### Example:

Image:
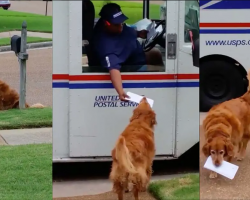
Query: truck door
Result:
<box><xmin>174</xmin><ymin>1</ymin><xmax>199</xmax><ymax>156</ymax></box>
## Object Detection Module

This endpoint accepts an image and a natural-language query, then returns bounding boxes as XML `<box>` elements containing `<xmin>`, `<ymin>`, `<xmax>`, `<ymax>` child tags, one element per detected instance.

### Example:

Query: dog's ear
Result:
<box><xmin>202</xmin><ymin>143</ymin><xmax>210</xmax><ymax>157</ymax></box>
<box><xmin>225</xmin><ymin>140</ymin><xmax>234</xmax><ymax>157</ymax></box>
<box><xmin>130</xmin><ymin>110</ymin><xmax>141</xmax><ymax>122</ymax></box>
<box><xmin>150</xmin><ymin>111</ymin><xmax>157</xmax><ymax>126</ymax></box>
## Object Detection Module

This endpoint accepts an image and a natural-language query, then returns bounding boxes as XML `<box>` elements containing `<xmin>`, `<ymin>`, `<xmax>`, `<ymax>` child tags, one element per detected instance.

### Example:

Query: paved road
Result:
<box><xmin>0</xmin><ymin>48</ymin><xmax>52</xmax><ymax>107</ymax></box>
<box><xmin>200</xmin><ymin>113</ymin><xmax>250</xmax><ymax>199</ymax></box>
<box><xmin>9</xmin><ymin>1</ymin><xmax>52</xmax><ymax>16</ymax></box>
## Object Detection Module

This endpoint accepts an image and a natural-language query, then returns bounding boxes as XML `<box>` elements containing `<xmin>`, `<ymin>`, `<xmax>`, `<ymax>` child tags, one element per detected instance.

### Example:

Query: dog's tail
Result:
<box><xmin>11</xmin><ymin>101</ymin><xmax>45</xmax><ymax>109</ymax></box>
<box><xmin>29</xmin><ymin>103</ymin><xmax>45</xmax><ymax>108</ymax></box>
<box><xmin>115</xmin><ymin>136</ymin><xmax>137</xmax><ymax>174</ymax></box>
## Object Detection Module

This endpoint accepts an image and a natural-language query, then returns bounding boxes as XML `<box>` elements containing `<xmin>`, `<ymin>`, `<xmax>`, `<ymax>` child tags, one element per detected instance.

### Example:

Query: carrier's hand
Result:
<box><xmin>119</xmin><ymin>91</ymin><xmax>130</xmax><ymax>101</ymax></box>
<box><xmin>137</xmin><ymin>30</ymin><xmax>148</xmax><ymax>39</ymax></box>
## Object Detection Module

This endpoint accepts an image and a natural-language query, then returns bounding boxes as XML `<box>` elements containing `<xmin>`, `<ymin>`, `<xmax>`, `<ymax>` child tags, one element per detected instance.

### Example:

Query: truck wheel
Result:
<box><xmin>200</xmin><ymin>60</ymin><xmax>244</xmax><ymax>112</ymax></box>
<box><xmin>3</xmin><ymin>7</ymin><xmax>8</xmax><ymax>10</ymax></box>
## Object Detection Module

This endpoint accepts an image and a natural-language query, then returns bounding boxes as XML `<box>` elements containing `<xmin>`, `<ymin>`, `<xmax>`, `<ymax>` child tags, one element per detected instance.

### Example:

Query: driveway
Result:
<box><xmin>200</xmin><ymin>113</ymin><xmax>250</xmax><ymax>199</ymax></box>
<box><xmin>9</xmin><ymin>1</ymin><xmax>52</xmax><ymax>16</ymax></box>
<box><xmin>0</xmin><ymin>48</ymin><xmax>52</xmax><ymax>107</ymax></box>
<box><xmin>53</xmin><ymin>153</ymin><xmax>198</xmax><ymax>199</ymax></box>
<box><xmin>53</xmin><ymin>173</ymin><xmax>185</xmax><ymax>199</ymax></box>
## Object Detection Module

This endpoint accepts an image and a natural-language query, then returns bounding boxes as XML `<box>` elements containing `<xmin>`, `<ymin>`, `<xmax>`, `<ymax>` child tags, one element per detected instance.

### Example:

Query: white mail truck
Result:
<box><xmin>52</xmin><ymin>0</ymin><xmax>199</xmax><ymax>162</ymax></box>
<box><xmin>200</xmin><ymin>0</ymin><xmax>250</xmax><ymax>111</ymax></box>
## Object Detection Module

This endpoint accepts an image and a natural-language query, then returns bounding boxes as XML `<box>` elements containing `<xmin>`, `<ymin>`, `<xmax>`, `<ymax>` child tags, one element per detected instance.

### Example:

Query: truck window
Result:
<box><xmin>94</xmin><ymin>1</ymin><xmax>143</xmax><ymax>24</ymax></box>
<box><xmin>149</xmin><ymin>1</ymin><xmax>163</xmax><ymax>20</ymax></box>
<box><xmin>82</xmin><ymin>0</ymin><xmax>166</xmax><ymax>73</ymax></box>
<box><xmin>184</xmin><ymin>1</ymin><xmax>199</xmax><ymax>43</ymax></box>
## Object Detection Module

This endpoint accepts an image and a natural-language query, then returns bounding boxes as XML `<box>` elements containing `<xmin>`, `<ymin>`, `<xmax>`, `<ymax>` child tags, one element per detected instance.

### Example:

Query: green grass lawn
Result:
<box><xmin>148</xmin><ymin>174</ymin><xmax>199</xmax><ymax>200</ymax></box>
<box><xmin>0</xmin><ymin>1</ymin><xmax>160</xmax><ymax>33</ymax></box>
<box><xmin>0</xmin><ymin>108</ymin><xmax>52</xmax><ymax>130</ymax></box>
<box><xmin>0</xmin><ymin>144</ymin><xmax>52</xmax><ymax>200</ymax></box>
<box><xmin>0</xmin><ymin>36</ymin><xmax>52</xmax><ymax>46</ymax></box>
<box><xmin>0</xmin><ymin>9</ymin><xmax>52</xmax><ymax>33</ymax></box>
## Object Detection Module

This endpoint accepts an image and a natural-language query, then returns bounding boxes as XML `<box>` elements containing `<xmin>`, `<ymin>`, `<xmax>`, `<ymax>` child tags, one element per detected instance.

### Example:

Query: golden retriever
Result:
<box><xmin>0</xmin><ymin>79</ymin><xmax>45</xmax><ymax>110</ymax></box>
<box><xmin>202</xmin><ymin>81</ymin><xmax>250</xmax><ymax>178</ymax></box>
<box><xmin>109</xmin><ymin>97</ymin><xmax>157</xmax><ymax>200</ymax></box>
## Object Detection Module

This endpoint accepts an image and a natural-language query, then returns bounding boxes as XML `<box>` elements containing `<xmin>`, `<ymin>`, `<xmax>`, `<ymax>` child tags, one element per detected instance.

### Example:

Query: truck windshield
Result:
<box><xmin>152</xmin><ymin>1</ymin><xmax>199</xmax><ymax>42</ymax></box>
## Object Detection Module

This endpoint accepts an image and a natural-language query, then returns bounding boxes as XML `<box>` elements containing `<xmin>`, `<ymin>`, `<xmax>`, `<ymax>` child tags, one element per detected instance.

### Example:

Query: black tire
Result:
<box><xmin>200</xmin><ymin>60</ymin><xmax>245</xmax><ymax>112</ymax></box>
<box><xmin>3</xmin><ymin>7</ymin><xmax>8</xmax><ymax>10</ymax></box>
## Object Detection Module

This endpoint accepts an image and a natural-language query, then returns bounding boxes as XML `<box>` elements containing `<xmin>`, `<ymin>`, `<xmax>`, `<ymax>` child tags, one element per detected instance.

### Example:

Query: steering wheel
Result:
<box><xmin>142</xmin><ymin>20</ymin><xmax>166</xmax><ymax>52</ymax></box>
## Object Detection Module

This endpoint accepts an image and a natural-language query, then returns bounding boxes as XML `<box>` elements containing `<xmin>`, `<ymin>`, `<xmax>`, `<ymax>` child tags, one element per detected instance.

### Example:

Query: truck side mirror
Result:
<box><xmin>191</xmin><ymin>29</ymin><xmax>199</xmax><ymax>42</ymax></box>
<box><xmin>188</xmin><ymin>29</ymin><xmax>199</xmax><ymax>67</ymax></box>
<box><xmin>11</xmin><ymin>35</ymin><xmax>21</xmax><ymax>54</ymax></box>
<box><xmin>192</xmin><ymin>38</ymin><xmax>199</xmax><ymax>67</ymax></box>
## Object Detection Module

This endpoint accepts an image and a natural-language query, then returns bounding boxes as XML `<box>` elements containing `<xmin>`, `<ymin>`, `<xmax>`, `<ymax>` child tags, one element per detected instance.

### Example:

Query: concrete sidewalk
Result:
<box><xmin>0</xmin><ymin>31</ymin><xmax>53</xmax><ymax>52</ymax></box>
<box><xmin>0</xmin><ymin>31</ymin><xmax>52</xmax><ymax>39</ymax></box>
<box><xmin>0</xmin><ymin>128</ymin><xmax>52</xmax><ymax>145</ymax></box>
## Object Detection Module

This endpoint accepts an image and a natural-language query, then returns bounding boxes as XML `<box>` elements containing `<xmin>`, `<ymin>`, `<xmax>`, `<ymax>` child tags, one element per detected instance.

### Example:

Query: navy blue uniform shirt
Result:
<box><xmin>92</xmin><ymin>23</ymin><xmax>146</xmax><ymax>71</ymax></box>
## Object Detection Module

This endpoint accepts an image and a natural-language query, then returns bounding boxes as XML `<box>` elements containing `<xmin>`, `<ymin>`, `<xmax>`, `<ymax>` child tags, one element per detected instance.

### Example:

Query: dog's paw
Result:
<box><xmin>236</xmin><ymin>157</ymin><xmax>244</xmax><ymax>161</ymax></box>
<box><xmin>235</xmin><ymin>153</ymin><xmax>244</xmax><ymax>161</ymax></box>
<box><xmin>209</xmin><ymin>172</ymin><xmax>217</xmax><ymax>179</ymax></box>
<box><xmin>124</xmin><ymin>188</ymin><xmax>129</xmax><ymax>193</ymax></box>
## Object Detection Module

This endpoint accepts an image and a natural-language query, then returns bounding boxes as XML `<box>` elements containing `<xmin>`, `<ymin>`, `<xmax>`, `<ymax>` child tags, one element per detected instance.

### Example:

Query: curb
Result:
<box><xmin>0</xmin><ymin>41</ymin><xmax>52</xmax><ymax>52</ymax></box>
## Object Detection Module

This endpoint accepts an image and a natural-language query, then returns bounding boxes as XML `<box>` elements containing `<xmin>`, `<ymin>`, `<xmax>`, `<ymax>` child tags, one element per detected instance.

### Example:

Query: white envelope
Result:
<box><xmin>132</xmin><ymin>18</ymin><xmax>152</xmax><ymax>31</ymax></box>
<box><xmin>125</xmin><ymin>92</ymin><xmax>154</xmax><ymax>108</ymax></box>
<box><xmin>204</xmin><ymin>156</ymin><xmax>239</xmax><ymax>180</ymax></box>
<box><xmin>146</xmin><ymin>21</ymin><xmax>156</xmax><ymax>40</ymax></box>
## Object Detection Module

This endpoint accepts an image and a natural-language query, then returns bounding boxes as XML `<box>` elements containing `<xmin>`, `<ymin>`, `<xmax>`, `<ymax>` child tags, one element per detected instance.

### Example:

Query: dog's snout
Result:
<box><xmin>215</xmin><ymin>160</ymin><xmax>220</xmax><ymax>166</ymax></box>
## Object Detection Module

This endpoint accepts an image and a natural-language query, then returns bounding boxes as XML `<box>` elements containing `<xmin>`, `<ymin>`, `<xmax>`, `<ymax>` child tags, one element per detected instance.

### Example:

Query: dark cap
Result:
<box><xmin>99</xmin><ymin>3</ymin><xmax>128</xmax><ymax>24</ymax></box>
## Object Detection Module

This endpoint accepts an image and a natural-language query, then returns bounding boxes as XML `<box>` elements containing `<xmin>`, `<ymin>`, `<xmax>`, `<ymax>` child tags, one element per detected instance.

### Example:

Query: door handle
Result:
<box><xmin>167</xmin><ymin>33</ymin><xmax>177</xmax><ymax>59</ymax></box>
